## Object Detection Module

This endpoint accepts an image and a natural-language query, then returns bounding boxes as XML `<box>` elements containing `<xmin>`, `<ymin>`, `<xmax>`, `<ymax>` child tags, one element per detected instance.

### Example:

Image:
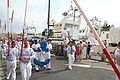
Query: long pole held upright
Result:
<box><xmin>7</xmin><ymin>0</ymin><xmax>10</xmax><ymax>56</ymax></box>
<box><xmin>72</xmin><ymin>0</ymin><xmax>120</xmax><ymax>79</ymax></box>
<box><xmin>10</xmin><ymin>10</ymin><xmax>14</xmax><ymax>38</ymax></box>
<box><xmin>20</xmin><ymin>0</ymin><xmax>28</xmax><ymax>58</ymax></box>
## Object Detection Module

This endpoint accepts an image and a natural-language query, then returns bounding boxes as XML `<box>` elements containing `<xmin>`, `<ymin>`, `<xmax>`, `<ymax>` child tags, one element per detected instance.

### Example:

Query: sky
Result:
<box><xmin>0</xmin><ymin>0</ymin><xmax>120</xmax><ymax>33</ymax></box>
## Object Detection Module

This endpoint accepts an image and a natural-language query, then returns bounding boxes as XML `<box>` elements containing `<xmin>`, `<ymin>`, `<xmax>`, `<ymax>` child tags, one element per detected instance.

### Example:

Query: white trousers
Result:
<box><xmin>6</xmin><ymin>60</ymin><xmax>17</xmax><ymax>80</ymax></box>
<box><xmin>116</xmin><ymin>65</ymin><xmax>120</xmax><ymax>80</ymax></box>
<box><xmin>68</xmin><ymin>54</ymin><xmax>75</xmax><ymax>69</ymax></box>
<box><xmin>45</xmin><ymin>52</ymin><xmax>51</xmax><ymax>69</ymax></box>
<box><xmin>1</xmin><ymin>49</ymin><xmax>6</xmax><ymax>58</ymax></box>
<box><xmin>20</xmin><ymin>62</ymin><xmax>32</xmax><ymax>80</ymax></box>
<box><xmin>34</xmin><ymin>52</ymin><xmax>40</xmax><ymax>70</ymax></box>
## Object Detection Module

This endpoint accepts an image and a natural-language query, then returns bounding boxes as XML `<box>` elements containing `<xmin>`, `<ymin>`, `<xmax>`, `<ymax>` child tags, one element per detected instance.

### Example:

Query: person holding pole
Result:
<box><xmin>114</xmin><ymin>42</ymin><xmax>120</xmax><ymax>80</ymax></box>
<box><xmin>1</xmin><ymin>39</ymin><xmax>8</xmax><ymax>58</ymax></box>
<box><xmin>19</xmin><ymin>40</ymin><xmax>35</xmax><ymax>80</ymax></box>
<box><xmin>4</xmin><ymin>41</ymin><xmax>19</xmax><ymax>80</ymax></box>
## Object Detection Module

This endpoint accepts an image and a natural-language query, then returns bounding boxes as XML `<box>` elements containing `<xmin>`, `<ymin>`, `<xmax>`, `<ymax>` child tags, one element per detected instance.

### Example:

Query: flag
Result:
<box><xmin>0</xmin><ymin>19</ymin><xmax>2</xmax><ymax>29</ymax></box>
<box><xmin>4</xmin><ymin>23</ymin><xmax>6</xmax><ymax>31</ymax></box>
<box><xmin>11</xmin><ymin>10</ymin><xmax>14</xmax><ymax>22</ymax></box>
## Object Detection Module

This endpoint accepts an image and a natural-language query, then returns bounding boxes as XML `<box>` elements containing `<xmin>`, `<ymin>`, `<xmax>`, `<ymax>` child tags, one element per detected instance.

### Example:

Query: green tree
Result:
<box><xmin>49</xmin><ymin>29</ymin><xmax>54</xmax><ymax>37</ymax></box>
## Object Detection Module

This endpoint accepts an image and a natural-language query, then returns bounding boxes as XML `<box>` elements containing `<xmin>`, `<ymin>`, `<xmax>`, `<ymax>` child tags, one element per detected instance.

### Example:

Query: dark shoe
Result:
<box><xmin>66</xmin><ymin>67</ymin><xmax>72</xmax><ymax>70</ymax></box>
<box><xmin>5</xmin><ymin>77</ymin><xmax>9</xmax><ymax>80</ymax></box>
<box><xmin>43</xmin><ymin>67</ymin><xmax>46</xmax><ymax>69</ymax></box>
<box><xmin>47</xmin><ymin>68</ymin><xmax>51</xmax><ymax>70</ymax></box>
<box><xmin>35</xmin><ymin>70</ymin><xmax>39</xmax><ymax>72</ymax></box>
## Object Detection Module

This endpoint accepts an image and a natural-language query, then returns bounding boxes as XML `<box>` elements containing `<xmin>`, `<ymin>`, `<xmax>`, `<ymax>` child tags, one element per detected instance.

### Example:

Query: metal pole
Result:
<box><xmin>73</xmin><ymin>0</ymin><xmax>120</xmax><ymax>79</ymax></box>
<box><xmin>47</xmin><ymin>0</ymin><xmax>50</xmax><ymax>38</ymax></box>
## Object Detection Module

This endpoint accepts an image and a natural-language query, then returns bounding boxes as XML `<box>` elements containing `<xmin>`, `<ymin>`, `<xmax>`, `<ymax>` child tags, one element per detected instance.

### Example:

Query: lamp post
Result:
<box><xmin>47</xmin><ymin>0</ymin><xmax>50</xmax><ymax>39</ymax></box>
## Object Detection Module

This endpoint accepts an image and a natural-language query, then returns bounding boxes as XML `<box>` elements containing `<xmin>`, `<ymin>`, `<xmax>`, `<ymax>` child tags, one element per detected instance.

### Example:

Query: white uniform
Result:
<box><xmin>46</xmin><ymin>43</ymin><xmax>52</xmax><ymax>69</ymax></box>
<box><xmin>115</xmin><ymin>48</ymin><xmax>120</xmax><ymax>80</ymax></box>
<box><xmin>0</xmin><ymin>41</ymin><xmax>2</xmax><ymax>51</ymax></box>
<box><xmin>16</xmin><ymin>41</ymin><xmax>22</xmax><ymax>51</ymax></box>
<box><xmin>31</xmin><ymin>43</ymin><xmax>40</xmax><ymax>70</ymax></box>
<box><xmin>20</xmin><ymin>48</ymin><xmax>35</xmax><ymax>80</ymax></box>
<box><xmin>67</xmin><ymin>45</ymin><xmax>76</xmax><ymax>70</ymax></box>
<box><xmin>4</xmin><ymin>48</ymin><xmax>19</xmax><ymax>80</ymax></box>
<box><xmin>1</xmin><ymin>43</ymin><xmax>8</xmax><ymax>58</ymax></box>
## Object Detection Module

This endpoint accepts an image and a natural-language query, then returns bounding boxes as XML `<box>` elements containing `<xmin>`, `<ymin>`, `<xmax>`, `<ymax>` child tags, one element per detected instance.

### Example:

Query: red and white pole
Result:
<box><xmin>20</xmin><ymin>29</ymin><xmax>24</xmax><ymax>59</ymax></box>
<box><xmin>20</xmin><ymin>0</ymin><xmax>28</xmax><ymax>58</ymax></box>
<box><xmin>7</xmin><ymin>0</ymin><xmax>10</xmax><ymax>56</ymax></box>
<box><xmin>10</xmin><ymin>10</ymin><xmax>14</xmax><ymax>38</ymax></box>
<box><xmin>72</xmin><ymin>0</ymin><xmax>120</xmax><ymax>79</ymax></box>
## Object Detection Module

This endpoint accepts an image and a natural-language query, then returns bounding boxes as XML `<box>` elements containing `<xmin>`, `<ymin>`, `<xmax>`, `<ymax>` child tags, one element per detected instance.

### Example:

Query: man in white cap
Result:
<box><xmin>19</xmin><ymin>40</ymin><xmax>35</xmax><ymax>80</ymax></box>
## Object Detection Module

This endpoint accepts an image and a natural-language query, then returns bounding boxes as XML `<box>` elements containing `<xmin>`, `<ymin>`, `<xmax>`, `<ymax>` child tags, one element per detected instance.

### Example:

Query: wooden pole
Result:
<box><xmin>72</xmin><ymin>0</ymin><xmax>120</xmax><ymax>79</ymax></box>
<box><xmin>7</xmin><ymin>0</ymin><xmax>10</xmax><ymax>56</ymax></box>
<box><xmin>20</xmin><ymin>0</ymin><xmax>28</xmax><ymax>58</ymax></box>
<box><xmin>10</xmin><ymin>10</ymin><xmax>14</xmax><ymax>38</ymax></box>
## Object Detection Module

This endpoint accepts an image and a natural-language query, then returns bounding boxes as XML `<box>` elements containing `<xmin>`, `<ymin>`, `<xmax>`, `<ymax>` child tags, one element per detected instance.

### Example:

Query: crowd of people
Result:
<box><xmin>0</xmin><ymin>38</ymin><xmax>52</xmax><ymax>80</ymax></box>
<box><xmin>63</xmin><ymin>40</ymin><xmax>92</xmax><ymax>70</ymax></box>
<box><xmin>0</xmin><ymin>38</ymin><xmax>120</xmax><ymax>80</ymax></box>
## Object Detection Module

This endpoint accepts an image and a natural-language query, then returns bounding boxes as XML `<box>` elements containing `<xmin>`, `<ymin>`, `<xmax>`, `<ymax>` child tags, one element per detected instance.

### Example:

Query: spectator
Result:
<box><xmin>67</xmin><ymin>41</ymin><xmax>76</xmax><ymax>70</ymax></box>
<box><xmin>86</xmin><ymin>42</ymin><xmax>92</xmax><ymax>59</ymax></box>
<box><xmin>114</xmin><ymin>41</ymin><xmax>120</xmax><ymax>80</ymax></box>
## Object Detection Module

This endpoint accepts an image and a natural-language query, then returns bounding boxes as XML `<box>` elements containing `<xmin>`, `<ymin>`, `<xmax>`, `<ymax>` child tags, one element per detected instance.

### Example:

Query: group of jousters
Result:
<box><xmin>0</xmin><ymin>38</ymin><xmax>52</xmax><ymax>80</ymax></box>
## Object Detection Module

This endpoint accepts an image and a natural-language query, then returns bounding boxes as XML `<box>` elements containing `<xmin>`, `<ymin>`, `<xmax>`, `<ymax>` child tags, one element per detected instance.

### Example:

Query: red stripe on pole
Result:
<box><xmin>8</xmin><ymin>32</ymin><xmax>10</xmax><ymax>56</ymax></box>
<box><xmin>72</xmin><ymin>0</ymin><xmax>120</xmax><ymax>79</ymax></box>
<box><xmin>4</xmin><ymin>23</ymin><xmax>6</xmax><ymax>31</ymax></box>
<box><xmin>7</xmin><ymin>0</ymin><xmax>9</xmax><ymax>7</ymax></box>
<box><xmin>20</xmin><ymin>29</ymin><xmax>24</xmax><ymax>59</ymax></box>
<box><xmin>103</xmin><ymin>48</ymin><xmax>120</xmax><ymax>79</ymax></box>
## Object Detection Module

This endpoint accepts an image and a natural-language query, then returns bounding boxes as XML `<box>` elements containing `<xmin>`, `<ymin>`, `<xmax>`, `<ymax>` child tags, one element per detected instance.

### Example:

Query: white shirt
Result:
<box><xmin>20</xmin><ymin>48</ymin><xmax>35</xmax><ymax>63</ymax></box>
<box><xmin>67</xmin><ymin>45</ymin><xmax>76</xmax><ymax>55</ymax></box>
<box><xmin>115</xmin><ymin>48</ymin><xmax>120</xmax><ymax>66</ymax></box>
<box><xmin>47</xmin><ymin>43</ymin><xmax>52</xmax><ymax>51</ymax></box>
<box><xmin>4</xmin><ymin>48</ymin><xmax>19</xmax><ymax>61</ymax></box>
<box><xmin>31</xmin><ymin>43</ymin><xmax>40</xmax><ymax>51</ymax></box>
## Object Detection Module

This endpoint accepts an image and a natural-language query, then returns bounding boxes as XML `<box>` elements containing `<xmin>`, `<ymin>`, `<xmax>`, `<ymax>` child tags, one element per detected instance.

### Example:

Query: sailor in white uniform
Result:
<box><xmin>31</xmin><ymin>40</ymin><xmax>40</xmax><ymax>71</ymax></box>
<box><xmin>4</xmin><ymin>41</ymin><xmax>19</xmax><ymax>80</ymax></box>
<box><xmin>67</xmin><ymin>41</ymin><xmax>76</xmax><ymax>70</ymax></box>
<box><xmin>1</xmin><ymin>40</ymin><xmax>8</xmax><ymax>58</ymax></box>
<box><xmin>15</xmin><ymin>39</ymin><xmax>22</xmax><ymax>52</ymax></box>
<box><xmin>20</xmin><ymin>40</ymin><xmax>35</xmax><ymax>80</ymax></box>
<box><xmin>46</xmin><ymin>39</ymin><xmax>52</xmax><ymax>70</ymax></box>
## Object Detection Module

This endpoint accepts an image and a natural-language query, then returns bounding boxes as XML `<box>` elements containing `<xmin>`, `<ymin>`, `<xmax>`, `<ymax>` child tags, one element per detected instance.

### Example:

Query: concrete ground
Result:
<box><xmin>0</xmin><ymin>54</ymin><xmax>117</xmax><ymax>80</ymax></box>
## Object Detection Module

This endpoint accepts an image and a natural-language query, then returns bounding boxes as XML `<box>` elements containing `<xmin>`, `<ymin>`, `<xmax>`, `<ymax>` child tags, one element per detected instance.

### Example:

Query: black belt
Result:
<box><xmin>7</xmin><ymin>59</ymin><xmax>15</xmax><ymax>61</ymax></box>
